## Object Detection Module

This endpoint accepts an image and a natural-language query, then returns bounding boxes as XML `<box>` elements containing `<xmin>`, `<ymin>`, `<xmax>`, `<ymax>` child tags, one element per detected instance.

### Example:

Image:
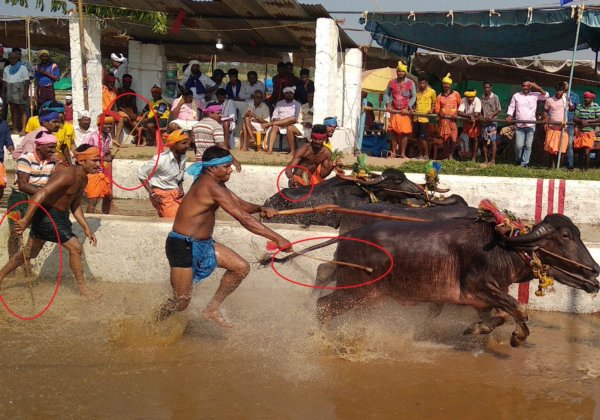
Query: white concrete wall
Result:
<box><xmin>127</xmin><ymin>41</ymin><xmax>167</xmax><ymax>111</ymax></box>
<box><xmin>313</xmin><ymin>18</ymin><xmax>339</xmax><ymax>126</ymax></box>
<box><xmin>0</xmin><ymin>216</ymin><xmax>597</xmax><ymax>313</ymax></box>
<box><xmin>68</xmin><ymin>14</ymin><xmax>103</xmax><ymax>128</ymax></box>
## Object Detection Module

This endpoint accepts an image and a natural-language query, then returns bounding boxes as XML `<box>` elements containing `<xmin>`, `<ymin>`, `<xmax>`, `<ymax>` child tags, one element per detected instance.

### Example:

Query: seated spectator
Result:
<box><xmin>115</xmin><ymin>73</ymin><xmax>139</xmax><ymax>144</ymax></box>
<box><xmin>295</xmin><ymin>68</ymin><xmax>314</xmax><ymax>108</ymax></box>
<box><xmin>239</xmin><ymin>71</ymin><xmax>265</xmax><ymax>101</ymax></box>
<box><xmin>216</xmin><ymin>88</ymin><xmax>237</xmax><ymax>148</ymax></box>
<box><xmin>74</xmin><ymin>111</ymin><xmax>92</xmax><ymax>148</ymax></box>
<box><xmin>205</xmin><ymin>69</ymin><xmax>226</xmax><ymax>102</ymax></box>
<box><xmin>64</xmin><ymin>95</ymin><xmax>73</xmax><ymax>122</ymax></box>
<box><xmin>169</xmin><ymin>88</ymin><xmax>203</xmax><ymax>131</ymax></box>
<box><xmin>457</xmin><ymin>89</ymin><xmax>482</xmax><ymax>161</ymax></box>
<box><xmin>140</xmin><ymin>85</ymin><xmax>170</xmax><ymax>146</ymax></box>
<box><xmin>242</xmin><ymin>89</ymin><xmax>270</xmax><ymax>151</ymax></box>
<box><xmin>225</xmin><ymin>68</ymin><xmax>242</xmax><ymax>100</ymax></box>
<box><xmin>264</xmin><ymin>86</ymin><xmax>301</xmax><ymax>155</ymax></box>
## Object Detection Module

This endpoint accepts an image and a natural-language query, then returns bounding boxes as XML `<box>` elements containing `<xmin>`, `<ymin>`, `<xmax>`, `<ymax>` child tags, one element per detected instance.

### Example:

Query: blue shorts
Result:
<box><xmin>165</xmin><ymin>231</ymin><xmax>217</xmax><ymax>284</ymax></box>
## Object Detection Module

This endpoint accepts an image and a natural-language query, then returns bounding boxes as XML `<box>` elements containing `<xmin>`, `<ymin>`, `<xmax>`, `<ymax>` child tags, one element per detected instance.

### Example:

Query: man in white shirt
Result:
<box><xmin>241</xmin><ymin>89</ymin><xmax>270</xmax><ymax>151</ymax></box>
<box><xmin>3</xmin><ymin>51</ymin><xmax>30</xmax><ymax>135</ymax></box>
<box><xmin>182</xmin><ymin>60</ymin><xmax>216</xmax><ymax>103</ymax></box>
<box><xmin>74</xmin><ymin>111</ymin><xmax>93</xmax><ymax>148</ymax></box>
<box><xmin>239</xmin><ymin>71</ymin><xmax>265</xmax><ymax>101</ymax></box>
<box><xmin>457</xmin><ymin>89</ymin><xmax>482</xmax><ymax>161</ymax></box>
<box><xmin>139</xmin><ymin>130</ymin><xmax>190</xmax><ymax>218</ymax></box>
<box><xmin>264</xmin><ymin>86</ymin><xmax>301</xmax><ymax>155</ymax></box>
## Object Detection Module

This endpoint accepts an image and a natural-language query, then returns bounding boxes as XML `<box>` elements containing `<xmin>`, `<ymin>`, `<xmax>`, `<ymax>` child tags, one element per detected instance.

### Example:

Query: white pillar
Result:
<box><xmin>342</xmin><ymin>48</ymin><xmax>363</xmax><ymax>151</ymax></box>
<box><xmin>313</xmin><ymin>18</ymin><xmax>338</xmax><ymax>125</ymax></box>
<box><xmin>127</xmin><ymin>41</ymin><xmax>167</xmax><ymax>111</ymax></box>
<box><xmin>68</xmin><ymin>13</ymin><xmax>102</xmax><ymax>127</ymax></box>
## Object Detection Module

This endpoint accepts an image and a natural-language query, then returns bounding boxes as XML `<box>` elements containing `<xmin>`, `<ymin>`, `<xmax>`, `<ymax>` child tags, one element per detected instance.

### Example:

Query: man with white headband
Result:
<box><xmin>0</xmin><ymin>142</ymin><xmax>103</xmax><ymax>300</ymax></box>
<box><xmin>157</xmin><ymin>146</ymin><xmax>292</xmax><ymax>328</ymax></box>
<box><xmin>265</xmin><ymin>85</ymin><xmax>301</xmax><ymax>155</ymax></box>
<box><xmin>110</xmin><ymin>53</ymin><xmax>128</xmax><ymax>89</ymax></box>
<box><xmin>74</xmin><ymin>110</ymin><xmax>92</xmax><ymax>148</ymax></box>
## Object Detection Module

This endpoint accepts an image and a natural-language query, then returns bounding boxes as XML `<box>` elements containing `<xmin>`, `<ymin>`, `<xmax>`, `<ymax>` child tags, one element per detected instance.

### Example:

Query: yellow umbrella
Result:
<box><xmin>361</xmin><ymin>67</ymin><xmax>418</xmax><ymax>93</ymax></box>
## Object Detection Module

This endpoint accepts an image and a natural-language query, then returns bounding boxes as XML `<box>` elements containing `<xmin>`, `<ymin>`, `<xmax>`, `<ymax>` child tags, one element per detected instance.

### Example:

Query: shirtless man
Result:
<box><xmin>285</xmin><ymin>124</ymin><xmax>334</xmax><ymax>187</ymax></box>
<box><xmin>0</xmin><ymin>143</ymin><xmax>102</xmax><ymax>299</ymax></box>
<box><xmin>157</xmin><ymin>146</ymin><xmax>292</xmax><ymax>327</ymax></box>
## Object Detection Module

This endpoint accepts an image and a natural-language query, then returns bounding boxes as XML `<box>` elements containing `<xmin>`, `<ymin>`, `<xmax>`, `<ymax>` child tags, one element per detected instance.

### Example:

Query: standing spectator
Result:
<box><xmin>0</xmin><ymin>45</ymin><xmax>9</xmax><ymax>122</ymax></box>
<box><xmin>271</xmin><ymin>62</ymin><xmax>298</xmax><ymax>105</ymax></box>
<box><xmin>55</xmin><ymin>102</ymin><xmax>76</xmax><ymax>165</ymax></box>
<box><xmin>435</xmin><ymin>73</ymin><xmax>462</xmax><ymax>160</ymax></box>
<box><xmin>138</xmin><ymin>130</ymin><xmax>190</xmax><ymax>218</ymax></box>
<box><xmin>74</xmin><ymin>111</ymin><xmax>92</xmax><ymax>148</ymax></box>
<box><xmin>140</xmin><ymin>85</ymin><xmax>170</xmax><ymax>146</ymax></box>
<box><xmin>183</xmin><ymin>60</ymin><xmax>217</xmax><ymax>103</ymax></box>
<box><xmin>169</xmin><ymin>89</ymin><xmax>203</xmax><ymax>131</ymax></box>
<box><xmin>0</xmin><ymin>100</ymin><xmax>15</xmax><ymax>200</ymax></box>
<box><xmin>64</xmin><ymin>95</ymin><xmax>73</xmax><ymax>122</ymax></box>
<box><xmin>3</xmin><ymin>51</ymin><xmax>30</xmax><ymax>134</ymax></box>
<box><xmin>13</xmin><ymin>110</ymin><xmax>60</xmax><ymax>159</ymax></box>
<box><xmin>239</xmin><ymin>71</ymin><xmax>265</xmax><ymax>101</ymax></box>
<box><xmin>384</xmin><ymin>62</ymin><xmax>416</xmax><ymax>158</ymax></box>
<box><xmin>34</xmin><ymin>49</ymin><xmax>60</xmax><ymax>108</ymax></box>
<box><xmin>458</xmin><ymin>90</ymin><xmax>482</xmax><ymax>161</ymax></box>
<box><xmin>265</xmin><ymin>86</ymin><xmax>301</xmax><ymax>155</ymax></box>
<box><xmin>413</xmin><ymin>74</ymin><xmax>436</xmax><ymax>159</ymax></box>
<box><xmin>296</xmin><ymin>68</ymin><xmax>315</xmax><ymax>108</ymax></box>
<box><xmin>204</xmin><ymin>69</ymin><xmax>226</xmax><ymax>102</ymax></box>
<box><xmin>109</xmin><ymin>53</ymin><xmax>128</xmax><ymax>89</ymax></box>
<box><xmin>241</xmin><ymin>89</ymin><xmax>270</xmax><ymax>151</ymax></box>
<box><xmin>573</xmin><ymin>91</ymin><xmax>600</xmax><ymax>171</ymax></box>
<box><xmin>563</xmin><ymin>81</ymin><xmax>579</xmax><ymax>171</ymax></box>
<box><xmin>542</xmin><ymin>83</ymin><xmax>569</xmax><ymax>169</ymax></box>
<box><xmin>225</xmin><ymin>68</ymin><xmax>242</xmax><ymax>100</ymax></box>
<box><xmin>84</xmin><ymin>115</ymin><xmax>116</xmax><ymax>214</ymax></box>
<box><xmin>506</xmin><ymin>79</ymin><xmax>548</xmax><ymax>167</ymax></box>
<box><xmin>115</xmin><ymin>73</ymin><xmax>138</xmax><ymax>144</ymax></box>
<box><xmin>480</xmin><ymin>82</ymin><xmax>502</xmax><ymax>164</ymax></box>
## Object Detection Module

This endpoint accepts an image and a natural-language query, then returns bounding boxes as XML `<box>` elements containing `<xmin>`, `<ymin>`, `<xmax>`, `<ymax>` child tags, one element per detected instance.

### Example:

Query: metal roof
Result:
<box><xmin>83</xmin><ymin>0</ymin><xmax>356</xmax><ymax>64</ymax></box>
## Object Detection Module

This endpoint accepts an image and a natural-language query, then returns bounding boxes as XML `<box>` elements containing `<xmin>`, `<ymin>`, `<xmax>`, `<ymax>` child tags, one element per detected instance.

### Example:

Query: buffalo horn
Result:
<box><xmin>503</xmin><ymin>223</ymin><xmax>555</xmax><ymax>245</ymax></box>
<box><xmin>352</xmin><ymin>175</ymin><xmax>386</xmax><ymax>186</ymax></box>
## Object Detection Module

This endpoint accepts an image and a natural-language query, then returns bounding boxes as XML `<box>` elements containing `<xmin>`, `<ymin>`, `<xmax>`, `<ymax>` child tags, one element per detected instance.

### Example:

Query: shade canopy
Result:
<box><xmin>360</xmin><ymin>6</ymin><xmax>600</xmax><ymax>58</ymax></box>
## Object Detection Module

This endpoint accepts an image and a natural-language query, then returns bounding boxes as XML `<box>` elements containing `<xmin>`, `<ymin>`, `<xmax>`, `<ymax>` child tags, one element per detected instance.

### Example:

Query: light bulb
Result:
<box><xmin>216</xmin><ymin>38</ymin><xmax>224</xmax><ymax>50</ymax></box>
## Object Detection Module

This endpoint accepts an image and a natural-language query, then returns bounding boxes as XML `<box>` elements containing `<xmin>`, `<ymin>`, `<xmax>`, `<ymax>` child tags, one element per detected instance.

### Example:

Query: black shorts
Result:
<box><xmin>415</xmin><ymin>122</ymin><xmax>429</xmax><ymax>139</ymax></box>
<box><xmin>30</xmin><ymin>207</ymin><xmax>76</xmax><ymax>244</ymax></box>
<box><xmin>165</xmin><ymin>235</ymin><xmax>193</xmax><ymax>268</ymax></box>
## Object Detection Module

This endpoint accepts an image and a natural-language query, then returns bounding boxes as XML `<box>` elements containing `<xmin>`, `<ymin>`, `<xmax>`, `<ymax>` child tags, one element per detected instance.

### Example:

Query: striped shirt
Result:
<box><xmin>575</xmin><ymin>102</ymin><xmax>600</xmax><ymax>132</ymax></box>
<box><xmin>16</xmin><ymin>151</ymin><xmax>56</xmax><ymax>189</ymax></box>
<box><xmin>192</xmin><ymin>117</ymin><xmax>224</xmax><ymax>161</ymax></box>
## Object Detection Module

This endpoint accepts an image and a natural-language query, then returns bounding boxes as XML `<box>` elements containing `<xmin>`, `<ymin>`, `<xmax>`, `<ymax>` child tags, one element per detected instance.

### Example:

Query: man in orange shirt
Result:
<box><xmin>434</xmin><ymin>73</ymin><xmax>461</xmax><ymax>160</ymax></box>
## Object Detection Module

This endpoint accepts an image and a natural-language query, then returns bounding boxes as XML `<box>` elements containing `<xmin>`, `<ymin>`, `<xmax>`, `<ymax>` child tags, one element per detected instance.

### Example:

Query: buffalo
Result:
<box><xmin>264</xmin><ymin>168</ymin><xmax>466</xmax><ymax>228</ymax></box>
<box><xmin>273</xmin><ymin>214</ymin><xmax>600</xmax><ymax>347</ymax></box>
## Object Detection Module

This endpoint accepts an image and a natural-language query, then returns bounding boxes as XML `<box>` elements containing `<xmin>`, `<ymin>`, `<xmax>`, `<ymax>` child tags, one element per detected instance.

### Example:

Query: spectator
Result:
<box><xmin>74</xmin><ymin>111</ymin><xmax>92</xmax><ymax>148</ymax></box>
<box><xmin>563</xmin><ymin>81</ymin><xmax>579</xmax><ymax>171</ymax></box>
<box><xmin>140</xmin><ymin>85</ymin><xmax>170</xmax><ymax>146</ymax></box>
<box><xmin>239</xmin><ymin>71</ymin><xmax>265</xmax><ymax>101</ymax></box>
<box><xmin>225</xmin><ymin>68</ymin><xmax>242</xmax><ymax>100</ymax></box>
<box><xmin>265</xmin><ymin>86</ymin><xmax>301</xmax><ymax>155</ymax></box>
<box><xmin>271</xmin><ymin>62</ymin><xmax>298</xmax><ymax>104</ymax></box>
<box><xmin>573</xmin><ymin>91</ymin><xmax>600</xmax><ymax>171</ymax></box>
<box><xmin>170</xmin><ymin>88</ymin><xmax>203</xmax><ymax>131</ymax></box>
<box><xmin>458</xmin><ymin>89</ymin><xmax>482</xmax><ymax>161</ymax></box>
<box><xmin>435</xmin><ymin>73</ymin><xmax>461</xmax><ymax>160</ymax></box>
<box><xmin>13</xmin><ymin>110</ymin><xmax>60</xmax><ymax>159</ymax></box>
<box><xmin>50</xmin><ymin>101</ymin><xmax>76</xmax><ymax>165</ymax></box>
<box><xmin>323</xmin><ymin>116</ymin><xmax>337</xmax><ymax>151</ymax></box>
<box><xmin>480</xmin><ymin>81</ymin><xmax>502</xmax><ymax>164</ymax></box>
<box><xmin>506</xmin><ymin>79</ymin><xmax>548</xmax><ymax>167</ymax></box>
<box><xmin>205</xmin><ymin>69</ymin><xmax>226</xmax><ymax>102</ymax></box>
<box><xmin>384</xmin><ymin>62</ymin><xmax>416</xmax><ymax>158</ymax></box>
<box><xmin>101</xmin><ymin>73</ymin><xmax>117</xmax><ymax>114</ymax></box>
<box><xmin>0</xmin><ymin>100</ymin><xmax>15</xmax><ymax>200</ymax></box>
<box><xmin>0</xmin><ymin>45</ymin><xmax>8</xmax><ymax>122</ymax></box>
<box><xmin>241</xmin><ymin>89</ymin><xmax>270</xmax><ymax>151</ymax></box>
<box><xmin>34</xmin><ymin>49</ymin><xmax>60</xmax><ymax>108</ymax></box>
<box><xmin>115</xmin><ymin>73</ymin><xmax>138</xmax><ymax>144</ymax></box>
<box><xmin>413</xmin><ymin>73</ymin><xmax>436</xmax><ymax>159</ymax></box>
<box><xmin>542</xmin><ymin>83</ymin><xmax>569</xmax><ymax>169</ymax></box>
<box><xmin>64</xmin><ymin>95</ymin><xmax>73</xmax><ymax>122</ymax></box>
<box><xmin>296</xmin><ymin>68</ymin><xmax>315</xmax><ymax>108</ymax></box>
<box><xmin>109</xmin><ymin>53</ymin><xmax>128</xmax><ymax>89</ymax></box>
<box><xmin>3</xmin><ymin>51</ymin><xmax>30</xmax><ymax>134</ymax></box>
<box><xmin>216</xmin><ymin>88</ymin><xmax>237</xmax><ymax>148</ymax></box>
<box><xmin>183</xmin><ymin>60</ymin><xmax>217</xmax><ymax>103</ymax></box>
<box><xmin>84</xmin><ymin>115</ymin><xmax>116</xmax><ymax>214</ymax></box>
<box><xmin>191</xmin><ymin>102</ymin><xmax>235</xmax><ymax>163</ymax></box>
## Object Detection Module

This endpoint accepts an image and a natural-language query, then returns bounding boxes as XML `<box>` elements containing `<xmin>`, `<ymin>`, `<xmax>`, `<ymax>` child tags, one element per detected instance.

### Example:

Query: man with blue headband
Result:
<box><xmin>157</xmin><ymin>146</ymin><xmax>292</xmax><ymax>328</ymax></box>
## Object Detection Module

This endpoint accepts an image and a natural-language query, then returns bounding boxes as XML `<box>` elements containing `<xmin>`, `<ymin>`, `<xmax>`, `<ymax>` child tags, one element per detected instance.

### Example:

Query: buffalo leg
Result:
<box><xmin>317</xmin><ymin>290</ymin><xmax>376</xmax><ymax>325</ymax></box>
<box><xmin>464</xmin><ymin>309</ymin><xmax>509</xmax><ymax>335</ymax></box>
<box><xmin>478</xmin><ymin>288</ymin><xmax>529</xmax><ymax>347</ymax></box>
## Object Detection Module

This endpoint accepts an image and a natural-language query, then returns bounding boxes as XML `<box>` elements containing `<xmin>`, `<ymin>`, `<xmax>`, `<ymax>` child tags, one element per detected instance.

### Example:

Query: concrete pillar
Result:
<box><xmin>127</xmin><ymin>41</ymin><xmax>167</xmax><ymax>111</ymax></box>
<box><xmin>68</xmin><ymin>14</ymin><xmax>103</xmax><ymax>127</ymax></box>
<box><xmin>313</xmin><ymin>18</ymin><xmax>338</xmax><ymax>125</ymax></box>
<box><xmin>342</xmin><ymin>48</ymin><xmax>363</xmax><ymax>151</ymax></box>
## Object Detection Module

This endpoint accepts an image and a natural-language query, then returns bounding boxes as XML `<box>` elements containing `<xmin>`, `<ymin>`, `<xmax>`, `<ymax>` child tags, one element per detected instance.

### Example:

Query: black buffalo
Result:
<box><xmin>275</xmin><ymin>214</ymin><xmax>600</xmax><ymax>347</ymax></box>
<box><xmin>264</xmin><ymin>168</ymin><xmax>466</xmax><ymax>228</ymax></box>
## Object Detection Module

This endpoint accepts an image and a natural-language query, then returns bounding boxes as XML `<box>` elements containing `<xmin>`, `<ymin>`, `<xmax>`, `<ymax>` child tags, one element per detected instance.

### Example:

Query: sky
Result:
<box><xmin>0</xmin><ymin>0</ymin><xmax>598</xmax><ymax>59</ymax></box>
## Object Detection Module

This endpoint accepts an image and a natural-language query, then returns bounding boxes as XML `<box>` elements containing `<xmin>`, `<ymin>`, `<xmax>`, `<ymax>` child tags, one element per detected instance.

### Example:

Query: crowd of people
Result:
<box><xmin>382</xmin><ymin>61</ymin><xmax>599</xmax><ymax>170</ymax></box>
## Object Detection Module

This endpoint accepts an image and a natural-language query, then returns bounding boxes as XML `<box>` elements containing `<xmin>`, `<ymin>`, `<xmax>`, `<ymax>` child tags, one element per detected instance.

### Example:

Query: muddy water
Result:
<box><xmin>0</xmin><ymin>278</ymin><xmax>599</xmax><ymax>418</ymax></box>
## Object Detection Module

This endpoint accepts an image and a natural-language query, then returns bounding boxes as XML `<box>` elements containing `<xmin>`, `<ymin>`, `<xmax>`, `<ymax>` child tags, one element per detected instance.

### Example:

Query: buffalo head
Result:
<box><xmin>356</xmin><ymin>168</ymin><xmax>428</xmax><ymax>203</ymax></box>
<box><xmin>504</xmin><ymin>214</ymin><xmax>600</xmax><ymax>293</ymax></box>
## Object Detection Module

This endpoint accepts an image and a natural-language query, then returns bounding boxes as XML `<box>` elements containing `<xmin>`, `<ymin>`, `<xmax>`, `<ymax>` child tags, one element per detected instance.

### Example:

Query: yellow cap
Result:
<box><xmin>442</xmin><ymin>73</ymin><xmax>453</xmax><ymax>85</ymax></box>
<box><xmin>397</xmin><ymin>61</ymin><xmax>408</xmax><ymax>72</ymax></box>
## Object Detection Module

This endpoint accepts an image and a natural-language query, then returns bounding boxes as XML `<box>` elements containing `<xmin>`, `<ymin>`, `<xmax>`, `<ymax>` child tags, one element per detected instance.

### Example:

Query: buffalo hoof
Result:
<box><xmin>463</xmin><ymin>321</ymin><xmax>492</xmax><ymax>335</ymax></box>
<box><xmin>510</xmin><ymin>332</ymin><xmax>525</xmax><ymax>348</ymax></box>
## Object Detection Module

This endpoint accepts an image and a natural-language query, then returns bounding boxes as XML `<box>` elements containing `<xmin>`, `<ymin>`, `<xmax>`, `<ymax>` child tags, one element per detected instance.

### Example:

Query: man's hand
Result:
<box><xmin>260</xmin><ymin>207</ymin><xmax>279</xmax><ymax>219</ymax></box>
<box><xmin>470</xmin><ymin>115</ymin><xmax>476</xmax><ymax>123</ymax></box>
<box><xmin>104</xmin><ymin>153</ymin><xmax>114</xmax><ymax>163</ymax></box>
<box><xmin>261</xmin><ymin>122</ymin><xmax>272</xmax><ymax>130</ymax></box>
<box><xmin>233</xmin><ymin>160</ymin><xmax>242</xmax><ymax>172</ymax></box>
<box><xmin>14</xmin><ymin>218</ymin><xmax>30</xmax><ymax>236</ymax></box>
<box><xmin>177</xmin><ymin>187</ymin><xmax>184</xmax><ymax>199</ymax></box>
<box><xmin>582</xmin><ymin>120</ymin><xmax>589</xmax><ymax>127</ymax></box>
<box><xmin>506</xmin><ymin>116</ymin><xmax>513</xmax><ymax>123</ymax></box>
<box><xmin>385</xmin><ymin>104</ymin><xmax>393</xmax><ymax>113</ymax></box>
<box><xmin>149</xmin><ymin>191</ymin><xmax>163</xmax><ymax>205</ymax></box>
<box><xmin>276</xmin><ymin>238</ymin><xmax>293</xmax><ymax>253</ymax></box>
<box><xmin>22</xmin><ymin>91</ymin><xmax>28</xmax><ymax>101</ymax></box>
<box><xmin>84</xmin><ymin>228</ymin><xmax>97</xmax><ymax>246</ymax></box>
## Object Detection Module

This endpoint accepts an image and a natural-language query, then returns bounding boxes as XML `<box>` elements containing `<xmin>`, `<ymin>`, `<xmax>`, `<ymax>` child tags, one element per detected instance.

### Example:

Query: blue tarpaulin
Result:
<box><xmin>360</xmin><ymin>6</ymin><xmax>600</xmax><ymax>58</ymax></box>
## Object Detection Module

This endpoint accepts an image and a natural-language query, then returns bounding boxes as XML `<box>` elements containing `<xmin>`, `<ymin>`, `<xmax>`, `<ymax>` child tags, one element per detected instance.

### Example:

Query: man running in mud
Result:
<box><xmin>157</xmin><ymin>146</ymin><xmax>292</xmax><ymax>328</ymax></box>
<box><xmin>0</xmin><ymin>143</ymin><xmax>103</xmax><ymax>299</ymax></box>
<box><xmin>285</xmin><ymin>124</ymin><xmax>335</xmax><ymax>187</ymax></box>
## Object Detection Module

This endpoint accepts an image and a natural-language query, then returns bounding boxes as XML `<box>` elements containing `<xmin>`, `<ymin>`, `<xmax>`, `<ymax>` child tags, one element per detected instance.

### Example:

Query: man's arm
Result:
<box><xmin>506</xmin><ymin>95</ymin><xmax>516</xmax><ymax>121</ymax></box>
<box><xmin>268</xmin><ymin>116</ymin><xmax>297</xmax><ymax>127</ymax></box>
<box><xmin>408</xmin><ymin>82</ymin><xmax>417</xmax><ymax>108</ymax></box>
<box><xmin>284</xmin><ymin>144</ymin><xmax>308</xmax><ymax>182</ymax></box>
<box><xmin>212</xmin><ymin>184</ymin><xmax>291</xmax><ymax>249</ymax></box>
<box><xmin>71</xmin><ymin>196</ymin><xmax>97</xmax><ymax>246</ymax></box>
<box><xmin>319</xmin><ymin>150</ymin><xmax>335</xmax><ymax>179</ymax></box>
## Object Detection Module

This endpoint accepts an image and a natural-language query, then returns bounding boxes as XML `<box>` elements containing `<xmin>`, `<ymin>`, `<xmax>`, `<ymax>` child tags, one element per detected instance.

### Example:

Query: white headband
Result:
<box><xmin>110</xmin><ymin>53</ymin><xmax>127</xmax><ymax>63</ymax></box>
<box><xmin>283</xmin><ymin>86</ymin><xmax>296</xmax><ymax>94</ymax></box>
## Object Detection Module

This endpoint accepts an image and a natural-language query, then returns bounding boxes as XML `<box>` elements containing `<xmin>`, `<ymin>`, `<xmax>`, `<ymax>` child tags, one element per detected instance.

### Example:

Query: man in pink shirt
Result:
<box><xmin>170</xmin><ymin>89</ymin><xmax>204</xmax><ymax>131</ymax></box>
<box><xmin>542</xmin><ymin>83</ymin><xmax>570</xmax><ymax>169</ymax></box>
<box><xmin>506</xmin><ymin>79</ymin><xmax>548</xmax><ymax>167</ymax></box>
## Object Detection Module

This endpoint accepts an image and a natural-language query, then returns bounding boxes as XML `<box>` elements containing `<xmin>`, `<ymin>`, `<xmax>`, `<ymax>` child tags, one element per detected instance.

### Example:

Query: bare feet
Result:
<box><xmin>202</xmin><ymin>307</ymin><xmax>234</xmax><ymax>328</ymax></box>
<box><xmin>79</xmin><ymin>286</ymin><xmax>103</xmax><ymax>301</ymax></box>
